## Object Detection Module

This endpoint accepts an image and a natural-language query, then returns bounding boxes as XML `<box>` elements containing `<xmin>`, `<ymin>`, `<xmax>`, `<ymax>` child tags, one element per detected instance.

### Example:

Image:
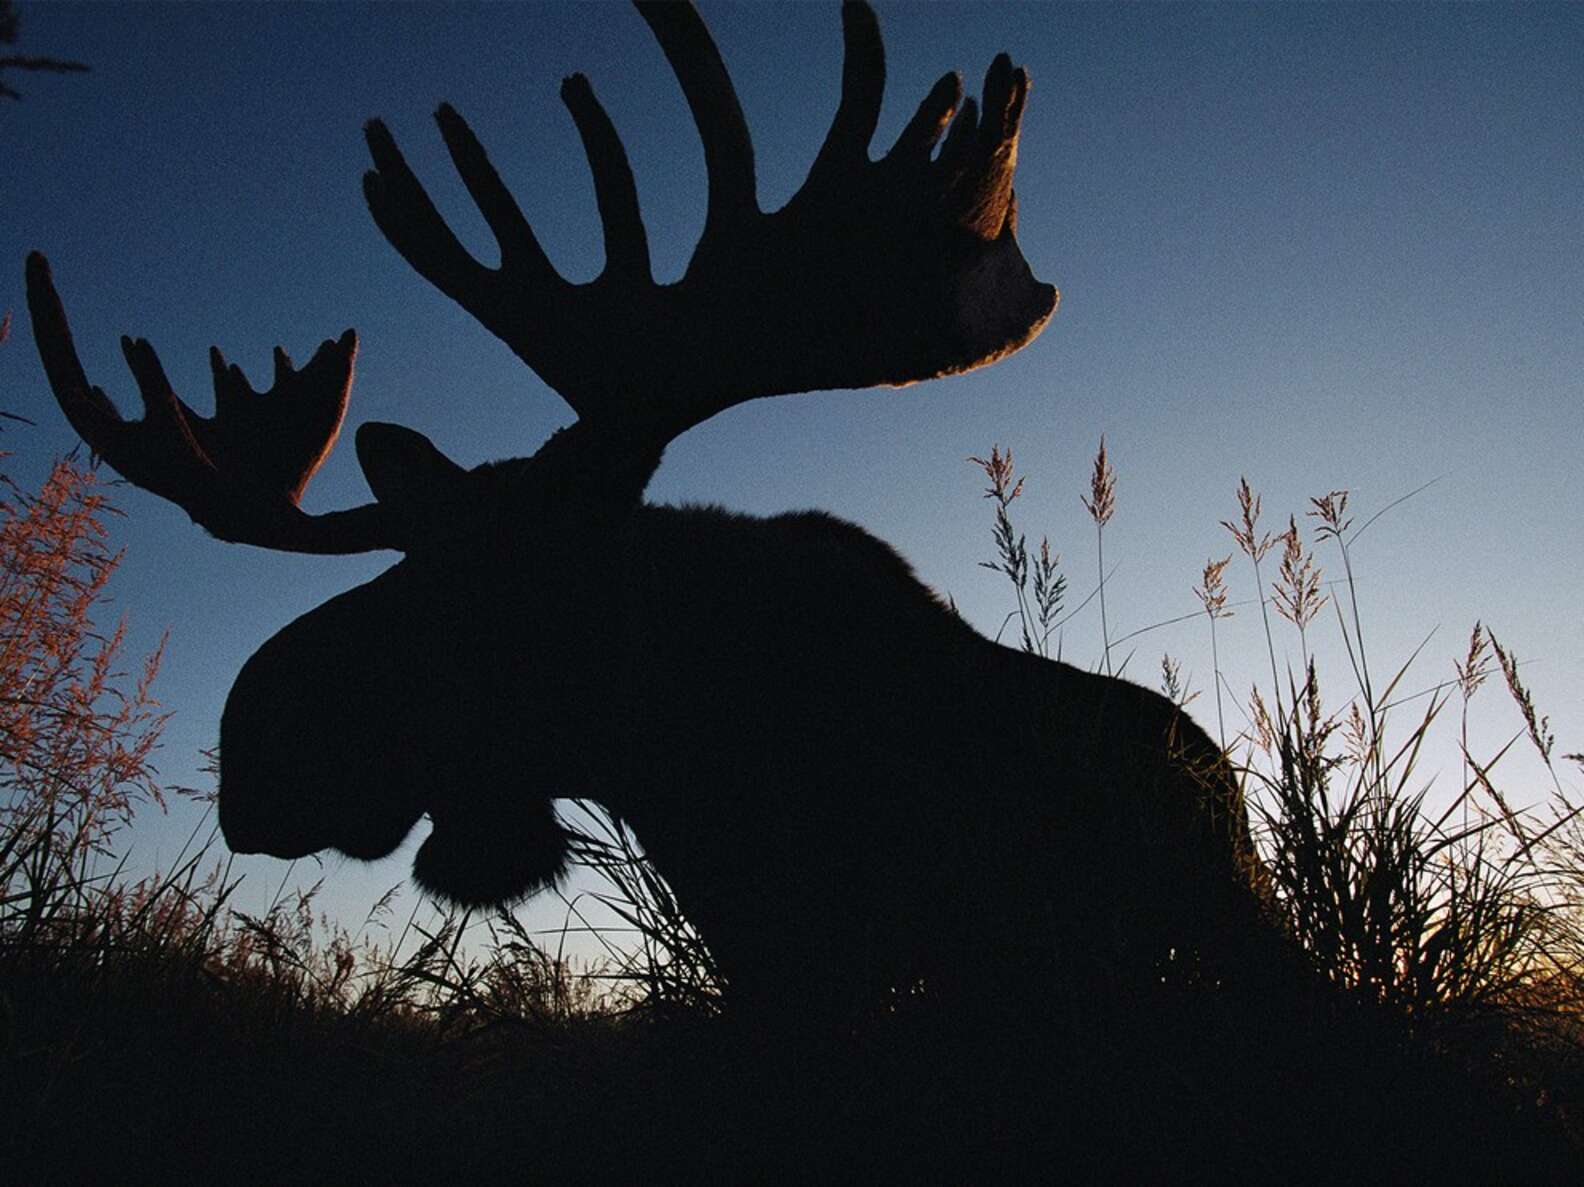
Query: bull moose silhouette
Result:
<box><xmin>28</xmin><ymin>1</ymin><xmax>1265</xmax><ymax>1011</ymax></box>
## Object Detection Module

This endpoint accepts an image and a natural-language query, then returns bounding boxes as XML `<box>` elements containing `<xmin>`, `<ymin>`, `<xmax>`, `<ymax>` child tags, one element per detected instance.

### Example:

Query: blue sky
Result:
<box><xmin>3</xmin><ymin>2</ymin><xmax>1580</xmax><ymax>953</ymax></box>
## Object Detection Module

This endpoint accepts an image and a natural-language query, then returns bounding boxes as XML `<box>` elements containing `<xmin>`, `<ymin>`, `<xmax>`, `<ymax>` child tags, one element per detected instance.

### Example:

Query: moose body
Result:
<box><xmin>221</xmin><ymin>497</ymin><xmax>1257</xmax><ymax>1006</ymax></box>
<box><xmin>30</xmin><ymin>1</ymin><xmax>1266</xmax><ymax>1012</ymax></box>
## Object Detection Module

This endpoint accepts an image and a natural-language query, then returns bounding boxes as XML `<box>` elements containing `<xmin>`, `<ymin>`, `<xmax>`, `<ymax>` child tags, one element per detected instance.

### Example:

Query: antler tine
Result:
<box><xmin>432</xmin><ymin>104</ymin><xmax>560</xmax><ymax>281</ymax></box>
<box><xmin>888</xmin><ymin>72</ymin><xmax>963</xmax><ymax>165</ymax></box>
<box><xmin>561</xmin><ymin>73</ymin><xmax>652</xmax><ymax>285</ymax></box>
<box><xmin>30</xmin><ymin>252</ymin><xmax>218</xmax><ymax>502</ymax></box>
<box><xmin>805</xmin><ymin>1</ymin><xmax>885</xmax><ymax>183</ymax></box>
<box><xmin>950</xmin><ymin>53</ymin><xmax>1030</xmax><ymax>241</ymax></box>
<box><xmin>361</xmin><ymin>1</ymin><xmax>1056</xmax><ymax>444</ymax></box>
<box><xmin>636</xmin><ymin>1</ymin><xmax>758</xmax><ymax>246</ymax></box>
<box><xmin>365</xmin><ymin>120</ymin><xmax>506</xmax><ymax>321</ymax></box>
<box><xmin>25</xmin><ymin>253</ymin><xmax>401</xmax><ymax>555</ymax></box>
<box><xmin>27</xmin><ymin>253</ymin><xmax>134</xmax><ymax>452</ymax></box>
<box><xmin>935</xmin><ymin>95</ymin><xmax>978</xmax><ymax>173</ymax></box>
<box><xmin>207</xmin><ymin>336</ymin><xmax>354</xmax><ymax>506</ymax></box>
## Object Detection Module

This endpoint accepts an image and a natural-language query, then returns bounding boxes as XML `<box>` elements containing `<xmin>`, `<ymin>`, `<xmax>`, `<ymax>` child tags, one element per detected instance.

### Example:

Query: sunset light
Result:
<box><xmin>3</xmin><ymin>2</ymin><xmax>1580</xmax><ymax>1178</ymax></box>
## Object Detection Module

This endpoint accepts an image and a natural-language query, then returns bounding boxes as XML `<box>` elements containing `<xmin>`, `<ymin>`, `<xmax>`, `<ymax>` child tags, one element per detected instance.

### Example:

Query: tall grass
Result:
<box><xmin>0</xmin><ymin>458</ymin><xmax>167</xmax><ymax>947</ymax></box>
<box><xmin>971</xmin><ymin>440</ymin><xmax>1584</xmax><ymax>1131</ymax></box>
<box><xmin>0</xmin><ymin>458</ymin><xmax>623</xmax><ymax>1125</ymax></box>
<box><xmin>6</xmin><ymin>440</ymin><xmax>1580</xmax><ymax>1042</ymax></box>
<box><xmin>560</xmin><ymin>801</ymin><xmax>723</xmax><ymax>1015</ymax></box>
<box><xmin>1</xmin><ymin>432</ymin><xmax>1579</xmax><ymax>1175</ymax></box>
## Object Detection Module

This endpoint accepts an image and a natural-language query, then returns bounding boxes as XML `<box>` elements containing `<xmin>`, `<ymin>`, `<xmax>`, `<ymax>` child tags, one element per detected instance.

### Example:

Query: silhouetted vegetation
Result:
<box><xmin>0</xmin><ymin>2</ymin><xmax>89</xmax><ymax>103</ymax></box>
<box><xmin>966</xmin><ymin>442</ymin><xmax>1584</xmax><ymax>1178</ymax></box>
<box><xmin>1</xmin><ymin>437</ymin><xmax>1579</xmax><ymax>1180</ymax></box>
<box><xmin>4</xmin><ymin>0</ymin><xmax>1578</xmax><ymax>1170</ymax></box>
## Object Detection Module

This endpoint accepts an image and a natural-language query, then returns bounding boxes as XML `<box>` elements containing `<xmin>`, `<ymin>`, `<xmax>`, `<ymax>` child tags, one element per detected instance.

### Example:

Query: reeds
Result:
<box><xmin>971</xmin><ymin>443</ymin><xmax>1584</xmax><ymax>1135</ymax></box>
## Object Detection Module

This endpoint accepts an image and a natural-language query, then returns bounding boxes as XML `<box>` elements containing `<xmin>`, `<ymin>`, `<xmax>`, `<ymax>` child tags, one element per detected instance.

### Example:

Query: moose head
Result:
<box><xmin>29</xmin><ymin>2</ymin><xmax>1259</xmax><ymax>1007</ymax></box>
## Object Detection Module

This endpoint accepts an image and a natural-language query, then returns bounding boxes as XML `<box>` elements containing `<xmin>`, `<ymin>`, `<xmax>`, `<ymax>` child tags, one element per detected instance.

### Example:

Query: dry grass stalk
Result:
<box><xmin>1490</xmin><ymin>632</ymin><xmax>1555</xmax><ymax>766</ymax></box>
<box><xmin>0</xmin><ymin>461</ymin><xmax>168</xmax><ymax>941</ymax></box>
<box><xmin>1224</xmin><ymin>477</ymin><xmax>1283</xmax><ymax>698</ymax></box>
<box><xmin>1273</xmin><ymin>514</ymin><xmax>1327</xmax><ymax>640</ymax></box>
<box><xmin>1222</xmin><ymin>477</ymin><xmax>1273</xmax><ymax>563</ymax></box>
<box><xmin>1159</xmin><ymin>654</ymin><xmax>1197</xmax><ymax>708</ymax></box>
<box><xmin>1080</xmin><ymin>437</ymin><xmax>1116</xmax><ymax>673</ymax></box>
<box><xmin>968</xmin><ymin>446</ymin><xmax>1064</xmax><ymax>658</ymax></box>
<box><xmin>1079</xmin><ymin>435</ymin><xmax>1115</xmax><ymax>528</ymax></box>
<box><xmin>1194</xmin><ymin>555</ymin><xmax>1233</xmax><ymax>748</ymax></box>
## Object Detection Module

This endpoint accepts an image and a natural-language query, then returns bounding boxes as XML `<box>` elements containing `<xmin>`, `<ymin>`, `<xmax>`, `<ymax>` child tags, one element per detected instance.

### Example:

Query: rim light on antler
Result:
<box><xmin>29</xmin><ymin>1</ymin><xmax>1055</xmax><ymax>556</ymax></box>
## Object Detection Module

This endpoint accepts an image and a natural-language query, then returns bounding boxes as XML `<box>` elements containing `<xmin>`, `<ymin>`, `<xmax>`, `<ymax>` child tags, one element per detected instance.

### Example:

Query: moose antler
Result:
<box><xmin>29</xmin><ymin>1</ymin><xmax>1054</xmax><ymax>554</ymax></box>
<box><xmin>25</xmin><ymin>253</ymin><xmax>401</xmax><ymax>553</ymax></box>
<box><xmin>365</xmin><ymin>0</ymin><xmax>1057</xmax><ymax>438</ymax></box>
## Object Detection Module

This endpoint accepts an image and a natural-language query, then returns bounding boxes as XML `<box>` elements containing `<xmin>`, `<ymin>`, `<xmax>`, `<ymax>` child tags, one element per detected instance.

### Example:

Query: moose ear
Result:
<box><xmin>355</xmin><ymin>421</ymin><xmax>467</xmax><ymax>505</ymax></box>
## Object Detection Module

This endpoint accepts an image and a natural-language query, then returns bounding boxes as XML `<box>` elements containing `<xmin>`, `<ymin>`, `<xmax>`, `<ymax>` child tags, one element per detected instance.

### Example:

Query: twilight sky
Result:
<box><xmin>3</xmin><ymin>2</ymin><xmax>1580</xmax><ymax>950</ymax></box>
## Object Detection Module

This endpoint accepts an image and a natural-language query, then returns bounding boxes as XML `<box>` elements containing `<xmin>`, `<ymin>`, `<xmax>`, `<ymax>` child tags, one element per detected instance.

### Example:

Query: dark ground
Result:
<box><xmin>3</xmin><ymin>953</ymin><xmax>1579</xmax><ymax>1184</ymax></box>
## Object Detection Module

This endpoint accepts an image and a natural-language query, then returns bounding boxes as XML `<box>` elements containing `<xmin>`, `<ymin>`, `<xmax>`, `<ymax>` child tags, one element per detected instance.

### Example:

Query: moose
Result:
<box><xmin>28</xmin><ymin>2</ymin><xmax>1266</xmax><ymax>1012</ymax></box>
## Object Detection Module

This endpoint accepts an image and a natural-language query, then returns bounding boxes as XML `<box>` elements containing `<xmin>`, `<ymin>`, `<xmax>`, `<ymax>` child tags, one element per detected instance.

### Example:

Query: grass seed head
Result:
<box><xmin>1454</xmin><ymin>621</ymin><xmax>1491</xmax><ymax>701</ymax></box>
<box><xmin>1308</xmin><ymin>489</ymin><xmax>1352</xmax><ymax>541</ymax></box>
<box><xmin>1222</xmin><ymin>477</ymin><xmax>1272</xmax><ymax>562</ymax></box>
<box><xmin>1080</xmin><ymin>436</ymin><xmax>1116</xmax><ymax>527</ymax></box>
<box><xmin>1194</xmin><ymin>554</ymin><xmax>1233</xmax><ymax>619</ymax></box>
<box><xmin>966</xmin><ymin>445</ymin><xmax>1023</xmax><ymax>505</ymax></box>
<box><xmin>1273</xmin><ymin>516</ymin><xmax>1327</xmax><ymax>631</ymax></box>
<box><xmin>1490</xmin><ymin>632</ymin><xmax>1554</xmax><ymax>762</ymax></box>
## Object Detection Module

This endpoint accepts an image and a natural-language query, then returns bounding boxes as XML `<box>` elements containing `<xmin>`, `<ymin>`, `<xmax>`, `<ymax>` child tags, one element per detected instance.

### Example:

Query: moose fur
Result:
<box><xmin>219</xmin><ymin>436</ymin><xmax>1265</xmax><ymax>1008</ymax></box>
<box><xmin>31</xmin><ymin>2</ymin><xmax>1273</xmax><ymax>1014</ymax></box>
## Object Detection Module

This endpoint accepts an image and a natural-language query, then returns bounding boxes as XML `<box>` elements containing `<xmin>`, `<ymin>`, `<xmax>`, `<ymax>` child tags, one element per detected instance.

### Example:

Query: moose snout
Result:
<box><xmin>216</xmin><ymin>751</ymin><xmax>333</xmax><ymax>859</ymax></box>
<box><xmin>218</xmin><ymin>573</ymin><xmax>434</xmax><ymax>865</ymax></box>
<box><xmin>217</xmin><ymin>734</ymin><xmax>427</xmax><ymax>863</ymax></box>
